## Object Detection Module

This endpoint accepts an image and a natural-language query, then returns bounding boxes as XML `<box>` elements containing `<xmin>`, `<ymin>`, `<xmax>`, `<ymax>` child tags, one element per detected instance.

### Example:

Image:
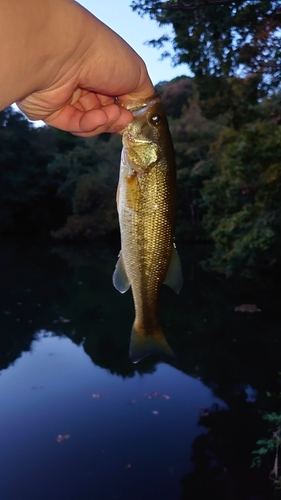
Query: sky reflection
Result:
<box><xmin>0</xmin><ymin>334</ymin><xmax>225</xmax><ymax>500</ymax></box>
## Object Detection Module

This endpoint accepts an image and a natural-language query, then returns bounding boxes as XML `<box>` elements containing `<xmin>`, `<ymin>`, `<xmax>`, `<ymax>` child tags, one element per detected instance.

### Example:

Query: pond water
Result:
<box><xmin>0</xmin><ymin>239</ymin><xmax>281</xmax><ymax>499</ymax></box>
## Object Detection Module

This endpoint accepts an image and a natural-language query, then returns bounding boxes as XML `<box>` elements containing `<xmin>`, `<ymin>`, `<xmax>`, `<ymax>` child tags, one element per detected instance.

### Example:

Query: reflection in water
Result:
<box><xmin>0</xmin><ymin>334</ymin><xmax>222</xmax><ymax>500</ymax></box>
<box><xmin>180</xmin><ymin>403</ymin><xmax>274</xmax><ymax>500</ymax></box>
<box><xmin>0</xmin><ymin>238</ymin><xmax>281</xmax><ymax>499</ymax></box>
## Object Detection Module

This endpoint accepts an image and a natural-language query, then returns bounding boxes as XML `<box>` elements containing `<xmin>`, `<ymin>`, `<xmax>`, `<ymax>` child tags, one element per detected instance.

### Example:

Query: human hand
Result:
<box><xmin>1</xmin><ymin>0</ymin><xmax>154</xmax><ymax>136</ymax></box>
<box><xmin>17</xmin><ymin>56</ymin><xmax>153</xmax><ymax>137</ymax></box>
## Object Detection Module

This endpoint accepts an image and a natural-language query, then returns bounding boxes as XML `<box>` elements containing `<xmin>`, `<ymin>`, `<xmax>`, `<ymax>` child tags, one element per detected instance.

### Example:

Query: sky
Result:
<box><xmin>78</xmin><ymin>0</ymin><xmax>191</xmax><ymax>85</ymax></box>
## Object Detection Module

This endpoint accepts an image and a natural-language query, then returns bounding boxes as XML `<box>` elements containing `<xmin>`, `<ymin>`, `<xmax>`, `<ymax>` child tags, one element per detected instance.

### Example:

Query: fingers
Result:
<box><xmin>117</xmin><ymin>60</ymin><xmax>154</xmax><ymax>104</ymax></box>
<box><xmin>45</xmin><ymin>101</ymin><xmax>133</xmax><ymax>137</ymax></box>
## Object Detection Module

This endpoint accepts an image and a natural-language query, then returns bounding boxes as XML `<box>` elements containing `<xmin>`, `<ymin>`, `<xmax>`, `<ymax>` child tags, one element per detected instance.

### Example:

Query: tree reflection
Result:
<box><xmin>1</xmin><ymin>239</ymin><xmax>281</xmax><ymax>385</ymax></box>
<box><xmin>180</xmin><ymin>403</ymin><xmax>277</xmax><ymax>500</ymax></box>
<box><xmin>1</xmin><ymin>239</ymin><xmax>281</xmax><ymax>495</ymax></box>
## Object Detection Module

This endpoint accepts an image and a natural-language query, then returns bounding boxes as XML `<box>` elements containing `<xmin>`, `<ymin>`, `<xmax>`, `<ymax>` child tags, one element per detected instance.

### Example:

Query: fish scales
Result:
<box><xmin>120</xmin><ymin>164</ymin><xmax>173</xmax><ymax>326</ymax></box>
<box><xmin>113</xmin><ymin>94</ymin><xmax>183</xmax><ymax>363</ymax></box>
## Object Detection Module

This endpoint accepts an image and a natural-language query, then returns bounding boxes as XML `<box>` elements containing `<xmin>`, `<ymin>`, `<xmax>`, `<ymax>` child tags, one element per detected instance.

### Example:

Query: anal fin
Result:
<box><xmin>164</xmin><ymin>244</ymin><xmax>183</xmax><ymax>294</ymax></box>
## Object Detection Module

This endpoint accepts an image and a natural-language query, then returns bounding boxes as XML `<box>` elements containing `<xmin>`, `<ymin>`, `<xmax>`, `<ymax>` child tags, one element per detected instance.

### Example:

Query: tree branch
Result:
<box><xmin>157</xmin><ymin>0</ymin><xmax>248</xmax><ymax>12</ymax></box>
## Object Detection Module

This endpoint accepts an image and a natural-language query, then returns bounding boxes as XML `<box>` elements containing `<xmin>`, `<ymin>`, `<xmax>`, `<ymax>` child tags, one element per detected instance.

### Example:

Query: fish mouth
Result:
<box><xmin>123</xmin><ymin>132</ymin><xmax>152</xmax><ymax>146</ymax></box>
<box><xmin>116</xmin><ymin>94</ymin><xmax>161</xmax><ymax>113</ymax></box>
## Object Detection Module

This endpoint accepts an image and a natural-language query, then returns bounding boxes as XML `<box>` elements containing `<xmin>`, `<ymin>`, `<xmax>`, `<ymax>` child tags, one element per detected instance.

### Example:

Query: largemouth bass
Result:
<box><xmin>113</xmin><ymin>94</ymin><xmax>183</xmax><ymax>363</ymax></box>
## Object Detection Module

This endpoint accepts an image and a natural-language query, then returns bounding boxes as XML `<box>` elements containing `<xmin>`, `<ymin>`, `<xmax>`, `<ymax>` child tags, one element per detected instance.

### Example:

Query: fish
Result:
<box><xmin>113</xmin><ymin>94</ymin><xmax>183</xmax><ymax>364</ymax></box>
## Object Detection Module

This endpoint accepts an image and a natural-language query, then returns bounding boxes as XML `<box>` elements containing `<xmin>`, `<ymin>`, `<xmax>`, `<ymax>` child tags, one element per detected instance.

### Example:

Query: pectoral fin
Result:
<box><xmin>113</xmin><ymin>251</ymin><xmax>131</xmax><ymax>294</ymax></box>
<box><xmin>164</xmin><ymin>245</ymin><xmax>183</xmax><ymax>294</ymax></box>
<box><xmin>125</xmin><ymin>171</ymin><xmax>140</xmax><ymax>211</ymax></box>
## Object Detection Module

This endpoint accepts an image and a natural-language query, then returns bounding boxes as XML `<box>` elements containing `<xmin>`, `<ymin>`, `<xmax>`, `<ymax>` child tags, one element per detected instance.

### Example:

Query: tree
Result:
<box><xmin>0</xmin><ymin>107</ymin><xmax>81</xmax><ymax>236</ymax></box>
<box><xmin>171</xmin><ymin>99</ymin><xmax>222</xmax><ymax>239</ymax></box>
<box><xmin>131</xmin><ymin>0</ymin><xmax>281</xmax><ymax>89</ymax></box>
<box><xmin>48</xmin><ymin>134</ymin><xmax>121</xmax><ymax>241</ymax></box>
<box><xmin>0</xmin><ymin>107</ymin><xmax>123</xmax><ymax>240</ymax></box>
<box><xmin>201</xmin><ymin>94</ymin><xmax>281</xmax><ymax>276</ymax></box>
<box><xmin>155</xmin><ymin>76</ymin><xmax>195</xmax><ymax>118</ymax></box>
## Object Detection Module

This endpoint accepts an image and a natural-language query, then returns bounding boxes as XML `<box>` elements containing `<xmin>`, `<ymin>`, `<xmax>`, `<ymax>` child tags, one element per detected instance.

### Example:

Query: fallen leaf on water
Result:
<box><xmin>201</xmin><ymin>410</ymin><xmax>210</xmax><ymax>417</ymax></box>
<box><xmin>92</xmin><ymin>393</ymin><xmax>101</xmax><ymax>398</ymax></box>
<box><xmin>144</xmin><ymin>392</ymin><xmax>159</xmax><ymax>399</ymax></box>
<box><xmin>234</xmin><ymin>304</ymin><xmax>261</xmax><ymax>313</ymax></box>
<box><xmin>56</xmin><ymin>434</ymin><xmax>70</xmax><ymax>443</ymax></box>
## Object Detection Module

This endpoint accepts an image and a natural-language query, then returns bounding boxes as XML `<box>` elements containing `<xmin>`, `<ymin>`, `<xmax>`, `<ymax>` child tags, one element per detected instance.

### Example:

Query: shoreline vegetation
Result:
<box><xmin>1</xmin><ymin>75</ymin><xmax>281</xmax><ymax>278</ymax></box>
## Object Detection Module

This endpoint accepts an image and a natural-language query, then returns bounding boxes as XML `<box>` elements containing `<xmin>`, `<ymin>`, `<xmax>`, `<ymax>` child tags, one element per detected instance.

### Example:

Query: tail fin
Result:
<box><xmin>129</xmin><ymin>323</ymin><xmax>175</xmax><ymax>364</ymax></box>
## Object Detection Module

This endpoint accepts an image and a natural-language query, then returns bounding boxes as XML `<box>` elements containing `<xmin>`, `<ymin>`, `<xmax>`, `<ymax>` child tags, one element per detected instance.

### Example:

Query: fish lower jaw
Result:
<box><xmin>123</xmin><ymin>133</ymin><xmax>152</xmax><ymax>146</ymax></box>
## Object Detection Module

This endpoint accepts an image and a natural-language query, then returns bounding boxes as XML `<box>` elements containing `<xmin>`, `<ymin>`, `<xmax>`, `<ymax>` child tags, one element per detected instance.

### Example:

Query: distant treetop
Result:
<box><xmin>131</xmin><ymin>0</ymin><xmax>281</xmax><ymax>90</ymax></box>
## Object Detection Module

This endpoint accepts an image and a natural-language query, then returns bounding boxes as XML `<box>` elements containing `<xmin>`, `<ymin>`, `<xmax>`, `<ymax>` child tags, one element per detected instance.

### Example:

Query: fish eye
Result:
<box><xmin>149</xmin><ymin>114</ymin><xmax>161</xmax><ymax>126</ymax></box>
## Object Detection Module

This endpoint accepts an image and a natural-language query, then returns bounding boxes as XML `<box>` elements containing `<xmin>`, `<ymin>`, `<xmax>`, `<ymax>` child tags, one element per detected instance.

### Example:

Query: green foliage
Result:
<box><xmin>0</xmin><ymin>108</ymin><xmax>67</xmax><ymax>235</ymax></box>
<box><xmin>1</xmin><ymin>75</ymin><xmax>281</xmax><ymax>279</ymax></box>
<box><xmin>156</xmin><ymin>75</ymin><xmax>281</xmax><ymax>277</ymax></box>
<box><xmin>201</xmin><ymin>108</ymin><xmax>281</xmax><ymax>276</ymax></box>
<box><xmin>194</xmin><ymin>74</ymin><xmax>263</xmax><ymax>126</ymax></box>
<box><xmin>0</xmin><ymin>107</ymin><xmax>120</xmax><ymax>239</ymax></box>
<box><xmin>156</xmin><ymin>76</ymin><xmax>195</xmax><ymax>118</ymax></box>
<box><xmin>171</xmin><ymin>101</ymin><xmax>222</xmax><ymax>240</ymax></box>
<box><xmin>131</xmin><ymin>0</ymin><xmax>281</xmax><ymax>89</ymax></box>
<box><xmin>49</xmin><ymin>134</ymin><xmax>121</xmax><ymax>240</ymax></box>
<box><xmin>131</xmin><ymin>0</ymin><xmax>281</xmax><ymax>275</ymax></box>
<box><xmin>252</xmin><ymin>387</ymin><xmax>281</xmax><ymax>489</ymax></box>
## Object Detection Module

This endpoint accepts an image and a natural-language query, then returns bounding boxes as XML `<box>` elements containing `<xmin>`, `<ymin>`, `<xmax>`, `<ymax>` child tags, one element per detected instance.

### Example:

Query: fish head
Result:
<box><xmin>121</xmin><ymin>94</ymin><xmax>169</xmax><ymax>173</ymax></box>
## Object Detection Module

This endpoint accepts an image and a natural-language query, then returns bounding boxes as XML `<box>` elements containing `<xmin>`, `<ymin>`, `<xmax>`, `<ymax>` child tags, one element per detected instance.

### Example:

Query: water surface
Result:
<box><xmin>0</xmin><ymin>239</ymin><xmax>280</xmax><ymax>499</ymax></box>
